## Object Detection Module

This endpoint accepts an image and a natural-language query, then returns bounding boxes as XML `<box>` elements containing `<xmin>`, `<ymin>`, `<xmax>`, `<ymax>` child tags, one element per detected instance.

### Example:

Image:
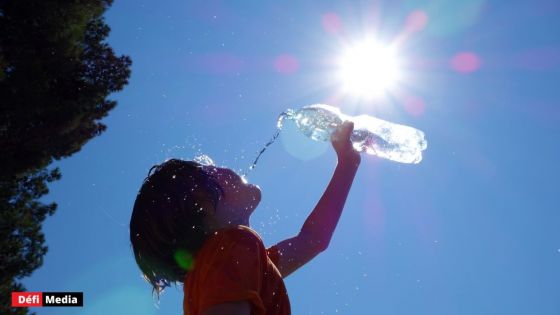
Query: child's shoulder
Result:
<box><xmin>198</xmin><ymin>225</ymin><xmax>266</xmax><ymax>263</ymax></box>
<box><xmin>217</xmin><ymin>225</ymin><xmax>264</xmax><ymax>246</ymax></box>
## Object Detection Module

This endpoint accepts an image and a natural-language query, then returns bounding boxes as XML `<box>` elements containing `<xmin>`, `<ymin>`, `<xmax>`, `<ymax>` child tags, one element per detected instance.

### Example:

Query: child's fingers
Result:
<box><xmin>340</xmin><ymin>121</ymin><xmax>354</xmax><ymax>141</ymax></box>
<box><xmin>331</xmin><ymin>121</ymin><xmax>354</xmax><ymax>143</ymax></box>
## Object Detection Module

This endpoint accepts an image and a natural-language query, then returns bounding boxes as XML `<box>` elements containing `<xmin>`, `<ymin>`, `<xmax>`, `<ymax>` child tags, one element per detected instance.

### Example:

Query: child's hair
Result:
<box><xmin>129</xmin><ymin>159</ymin><xmax>224</xmax><ymax>299</ymax></box>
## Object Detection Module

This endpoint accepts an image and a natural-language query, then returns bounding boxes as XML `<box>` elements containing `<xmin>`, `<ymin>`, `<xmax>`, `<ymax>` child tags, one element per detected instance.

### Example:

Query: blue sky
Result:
<box><xmin>23</xmin><ymin>0</ymin><xmax>560</xmax><ymax>314</ymax></box>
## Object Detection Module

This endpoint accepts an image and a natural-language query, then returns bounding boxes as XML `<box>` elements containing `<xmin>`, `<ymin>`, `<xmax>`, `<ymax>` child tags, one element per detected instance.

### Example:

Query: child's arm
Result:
<box><xmin>272</xmin><ymin>121</ymin><xmax>361</xmax><ymax>278</ymax></box>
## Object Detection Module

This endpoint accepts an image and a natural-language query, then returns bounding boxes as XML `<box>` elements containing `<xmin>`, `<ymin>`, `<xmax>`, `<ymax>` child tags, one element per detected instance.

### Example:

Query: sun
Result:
<box><xmin>337</xmin><ymin>39</ymin><xmax>401</xmax><ymax>99</ymax></box>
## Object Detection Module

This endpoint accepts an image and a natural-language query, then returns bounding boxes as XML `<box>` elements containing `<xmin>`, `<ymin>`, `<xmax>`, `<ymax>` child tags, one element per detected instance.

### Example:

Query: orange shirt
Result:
<box><xmin>183</xmin><ymin>225</ymin><xmax>291</xmax><ymax>315</ymax></box>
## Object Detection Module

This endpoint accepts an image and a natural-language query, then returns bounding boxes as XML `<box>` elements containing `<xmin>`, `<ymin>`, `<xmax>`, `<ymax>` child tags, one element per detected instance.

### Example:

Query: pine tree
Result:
<box><xmin>0</xmin><ymin>1</ymin><xmax>131</xmax><ymax>313</ymax></box>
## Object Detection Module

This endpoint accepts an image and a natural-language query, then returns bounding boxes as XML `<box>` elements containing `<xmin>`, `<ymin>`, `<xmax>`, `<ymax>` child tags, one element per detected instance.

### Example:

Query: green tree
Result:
<box><xmin>0</xmin><ymin>1</ymin><xmax>131</xmax><ymax>313</ymax></box>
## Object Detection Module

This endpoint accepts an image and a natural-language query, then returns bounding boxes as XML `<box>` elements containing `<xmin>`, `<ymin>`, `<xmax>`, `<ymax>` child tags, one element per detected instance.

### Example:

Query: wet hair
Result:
<box><xmin>129</xmin><ymin>159</ymin><xmax>224</xmax><ymax>300</ymax></box>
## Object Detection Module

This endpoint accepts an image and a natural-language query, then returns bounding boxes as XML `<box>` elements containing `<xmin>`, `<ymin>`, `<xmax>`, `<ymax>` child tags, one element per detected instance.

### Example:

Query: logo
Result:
<box><xmin>12</xmin><ymin>292</ymin><xmax>83</xmax><ymax>307</ymax></box>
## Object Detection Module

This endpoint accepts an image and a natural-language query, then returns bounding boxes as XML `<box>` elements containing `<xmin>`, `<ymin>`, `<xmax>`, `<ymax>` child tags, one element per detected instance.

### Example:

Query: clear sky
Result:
<box><xmin>23</xmin><ymin>0</ymin><xmax>560</xmax><ymax>314</ymax></box>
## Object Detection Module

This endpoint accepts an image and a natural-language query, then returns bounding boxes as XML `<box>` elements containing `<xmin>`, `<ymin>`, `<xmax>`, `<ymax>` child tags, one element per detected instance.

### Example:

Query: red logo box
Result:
<box><xmin>12</xmin><ymin>292</ymin><xmax>43</xmax><ymax>307</ymax></box>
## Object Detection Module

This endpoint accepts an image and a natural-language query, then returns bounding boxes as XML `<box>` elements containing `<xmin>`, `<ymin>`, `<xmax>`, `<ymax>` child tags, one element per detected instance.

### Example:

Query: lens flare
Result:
<box><xmin>174</xmin><ymin>249</ymin><xmax>195</xmax><ymax>271</ymax></box>
<box><xmin>322</xmin><ymin>12</ymin><xmax>343</xmax><ymax>34</ymax></box>
<box><xmin>273</xmin><ymin>54</ymin><xmax>299</xmax><ymax>74</ymax></box>
<box><xmin>403</xmin><ymin>95</ymin><xmax>426</xmax><ymax>116</ymax></box>
<box><xmin>451</xmin><ymin>52</ymin><xmax>481</xmax><ymax>73</ymax></box>
<box><xmin>405</xmin><ymin>10</ymin><xmax>428</xmax><ymax>33</ymax></box>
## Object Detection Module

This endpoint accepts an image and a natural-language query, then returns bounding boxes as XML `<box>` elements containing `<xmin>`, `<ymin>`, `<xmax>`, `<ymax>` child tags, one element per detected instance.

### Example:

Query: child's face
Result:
<box><xmin>202</xmin><ymin>165</ymin><xmax>261</xmax><ymax>227</ymax></box>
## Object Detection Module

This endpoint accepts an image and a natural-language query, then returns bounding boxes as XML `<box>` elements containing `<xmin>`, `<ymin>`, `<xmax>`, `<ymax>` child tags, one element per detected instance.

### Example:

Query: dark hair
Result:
<box><xmin>129</xmin><ymin>159</ymin><xmax>224</xmax><ymax>300</ymax></box>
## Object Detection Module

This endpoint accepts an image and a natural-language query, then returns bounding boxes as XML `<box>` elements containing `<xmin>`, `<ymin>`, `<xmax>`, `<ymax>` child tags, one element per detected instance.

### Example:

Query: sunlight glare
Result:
<box><xmin>337</xmin><ymin>40</ymin><xmax>400</xmax><ymax>98</ymax></box>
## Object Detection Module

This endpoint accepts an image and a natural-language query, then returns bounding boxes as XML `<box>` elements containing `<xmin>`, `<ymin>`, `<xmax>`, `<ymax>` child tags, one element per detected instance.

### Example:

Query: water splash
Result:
<box><xmin>193</xmin><ymin>154</ymin><xmax>215</xmax><ymax>166</ymax></box>
<box><xmin>243</xmin><ymin>109</ymin><xmax>294</xmax><ymax>177</ymax></box>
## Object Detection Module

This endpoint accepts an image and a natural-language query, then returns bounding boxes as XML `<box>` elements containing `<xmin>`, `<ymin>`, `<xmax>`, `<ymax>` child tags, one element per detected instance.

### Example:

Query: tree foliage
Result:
<box><xmin>0</xmin><ymin>1</ymin><xmax>131</xmax><ymax>313</ymax></box>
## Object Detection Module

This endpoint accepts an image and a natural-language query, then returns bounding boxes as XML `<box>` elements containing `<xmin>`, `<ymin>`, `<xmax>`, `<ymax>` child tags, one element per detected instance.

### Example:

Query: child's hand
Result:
<box><xmin>331</xmin><ymin>120</ymin><xmax>361</xmax><ymax>166</ymax></box>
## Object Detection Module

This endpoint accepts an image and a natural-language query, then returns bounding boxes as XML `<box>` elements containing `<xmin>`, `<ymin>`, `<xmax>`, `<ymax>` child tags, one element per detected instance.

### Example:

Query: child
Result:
<box><xmin>130</xmin><ymin>121</ymin><xmax>361</xmax><ymax>315</ymax></box>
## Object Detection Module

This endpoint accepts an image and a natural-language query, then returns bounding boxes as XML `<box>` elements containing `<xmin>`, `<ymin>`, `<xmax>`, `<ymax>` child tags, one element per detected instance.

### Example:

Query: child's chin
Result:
<box><xmin>249</xmin><ymin>184</ymin><xmax>261</xmax><ymax>201</ymax></box>
<box><xmin>246</xmin><ymin>191</ymin><xmax>261</xmax><ymax>213</ymax></box>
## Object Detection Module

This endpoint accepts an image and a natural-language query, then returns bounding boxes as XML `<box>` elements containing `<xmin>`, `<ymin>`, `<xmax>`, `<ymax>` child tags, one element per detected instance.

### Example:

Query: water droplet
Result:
<box><xmin>194</xmin><ymin>154</ymin><xmax>215</xmax><ymax>166</ymax></box>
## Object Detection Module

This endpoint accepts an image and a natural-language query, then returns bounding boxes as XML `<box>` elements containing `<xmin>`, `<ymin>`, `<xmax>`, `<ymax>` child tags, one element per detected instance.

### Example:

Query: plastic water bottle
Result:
<box><xmin>277</xmin><ymin>104</ymin><xmax>428</xmax><ymax>164</ymax></box>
